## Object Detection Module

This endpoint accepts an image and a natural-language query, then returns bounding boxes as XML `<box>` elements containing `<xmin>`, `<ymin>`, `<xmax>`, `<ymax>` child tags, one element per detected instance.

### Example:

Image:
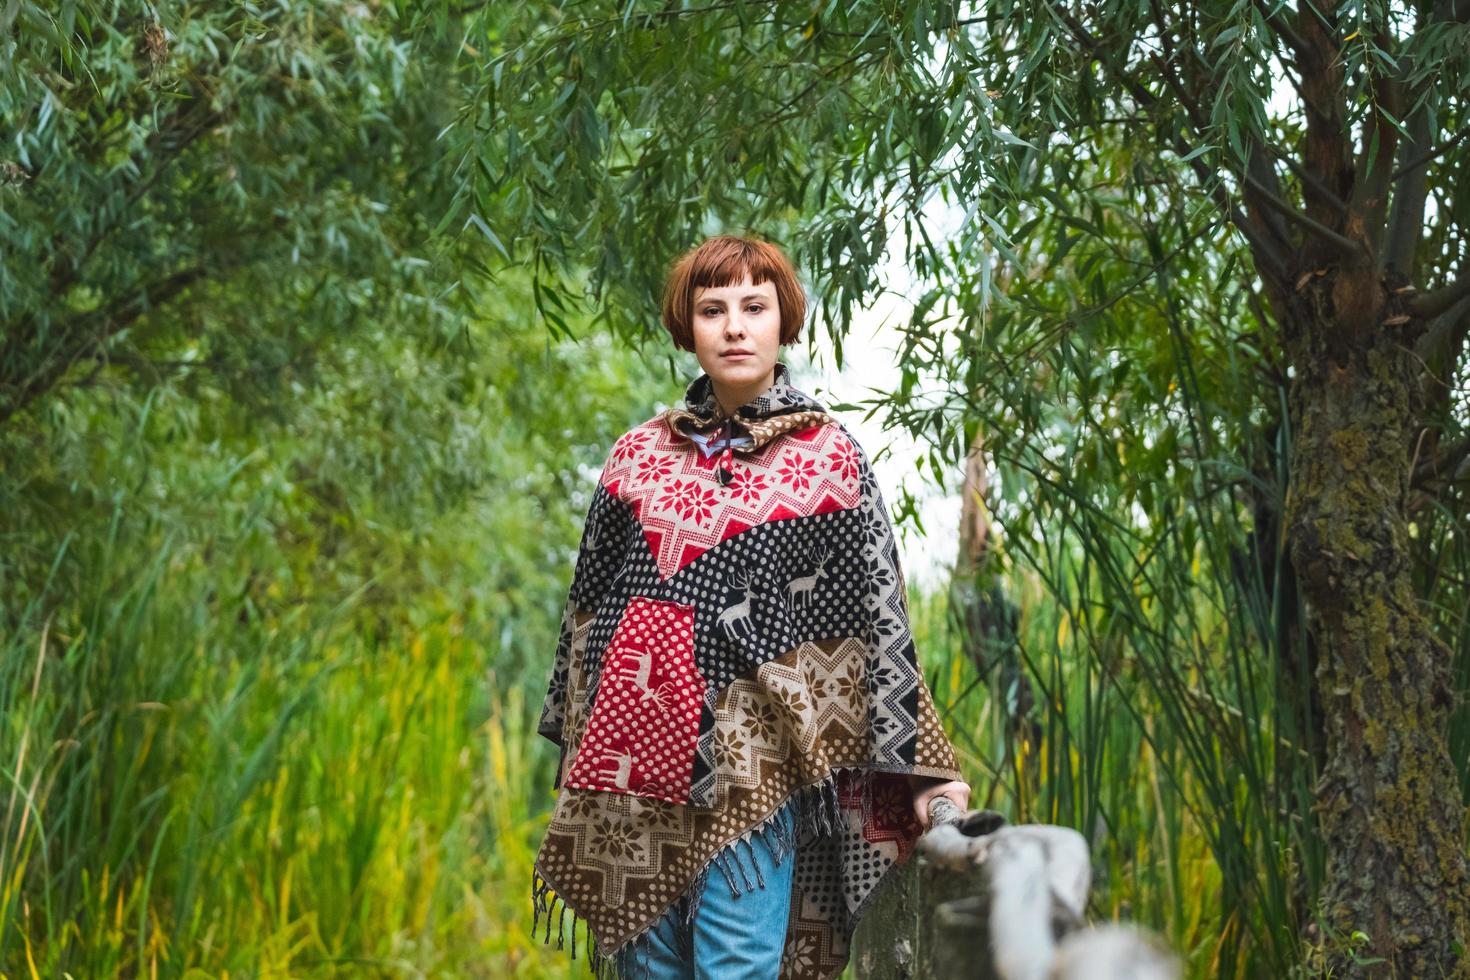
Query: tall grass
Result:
<box><xmin>7</xmin><ymin>512</ymin><xmax>1293</xmax><ymax>979</ymax></box>
<box><xmin>910</xmin><ymin>517</ymin><xmax>1308</xmax><ymax>978</ymax></box>
<box><xmin>0</xmin><ymin>292</ymin><xmax>680</xmax><ymax>977</ymax></box>
<box><xmin>890</xmin><ymin>247</ymin><xmax>1470</xmax><ymax>978</ymax></box>
<box><xmin>5</xmin><ymin>474</ymin><xmax>1320</xmax><ymax>980</ymax></box>
<box><xmin>0</xmin><ymin>515</ymin><xmax>587</xmax><ymax>978</ymax></box>
<box><xmin>898</xmin><ymin>350</ymin><xmax>1322</xmax><ymax>974</ymax></box>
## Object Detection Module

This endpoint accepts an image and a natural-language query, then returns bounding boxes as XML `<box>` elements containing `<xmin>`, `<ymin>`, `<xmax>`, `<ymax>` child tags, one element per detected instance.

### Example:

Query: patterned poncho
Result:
<box><xmin>531</xmin><ymin>361</ymin><xmax>964</xmax><ymax>979</ymax></box>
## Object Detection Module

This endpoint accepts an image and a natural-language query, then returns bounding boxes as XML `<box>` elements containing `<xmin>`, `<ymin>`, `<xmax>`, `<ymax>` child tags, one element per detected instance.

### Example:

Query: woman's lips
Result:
<box><xmin>721</xmin><ymin>352</ymin><xmax>753</xmax><ymax>359</ymax></box>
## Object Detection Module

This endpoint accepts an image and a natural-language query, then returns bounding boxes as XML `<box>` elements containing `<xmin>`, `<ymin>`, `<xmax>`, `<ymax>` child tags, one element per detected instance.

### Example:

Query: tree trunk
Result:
<box><xmin>1282</xmin><ymin>268</ymin><xmax>1470</xmax><ymax>976</ymax></box>
<box><xmin>950</xmin><ymin>427</ymin><xmax>1037</xmax><ymax>790</ymax></box>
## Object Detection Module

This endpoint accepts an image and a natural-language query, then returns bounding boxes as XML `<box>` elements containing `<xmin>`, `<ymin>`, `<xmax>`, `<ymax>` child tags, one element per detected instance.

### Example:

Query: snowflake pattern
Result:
<box><xmin>868</xmin><ymin>712</ymin><xmax>896</xmax><ymax>738</ymax></box>
<box><xmin>563</xmin><ymin>790</ymin><xmax>606</xmax><ymax>823</ymax></box>
<box><xmin>635</xmin><ymin>453</ymin><xmax>676</xmax><ymax>484</ymax></box>
<box><xmin>611</xmin><ymin>428</ymin><xmax>653</xmax><ymax>465</ymax></box>
<box><xmin>541</xmin><ymin>674</ymin><xmax>567</xmax><ymax>717</ymax></box>
<box><xmin>778</xmin><ymin>449</ymin><xmax>819</xmax><ymax>493</ymax></box>
<box><xmin>654</xmin><ymin>478</ymin><xmax>692</xmax><ymax>518</ymax></box>
<box><xmin>652</xmin><ymin>478</ymin><xmax>720</xmax><ymax>526</ymax></box>
<box><xmin>739</xmin><ymin>699</ymin><xmax>783</xmax><ymax>745</ymax></box>
<box><xmin>773</xmin><ymin>683</ymin><xmax>810</xmax><ymax>718</ymax></box>
<box><xmin>682</xmin><ymin>482</ymin><xmax>718</xmax><ymax>525</ymax></box>
<box><xmin>590</xmin><ymin>815</ymin><xmax>645</xmax><ymax>863</ymax></box>
<box><xmin>832</xmin><ymin>659</ymin><xmax>865</xmax><ymax>703</ymax></box>
<box><xmin>784</xmin><ymin>932</ymin><xmax>819</xmax><ymax>975</ymax></box>
<box><xmin>826</xmin><ymin>436</ymin><xmax>859</xmax><ymax>481</ymax></box>
<box><xmin>712</xmin><ymin>726</ymin><xmax>748</xmax><ymax>770</ymax></box>
<box><xmin>801</xmin><ymin>659</ymin><xmax>829</xmax><ymax>698</ymax></box>
<box><xmin>628</xmin><ymin>796</ymin><xmax>684</xmax><ymax>835</ymax></box>
<box><xmin>871</xmin><ymin>778</ymin><xmax>910</xmax><ymax>830</ymax></box>
<box><xmin>727</xmin><ymin>466</ymin><xmax>770</xmax><ymax>506</ymax></box>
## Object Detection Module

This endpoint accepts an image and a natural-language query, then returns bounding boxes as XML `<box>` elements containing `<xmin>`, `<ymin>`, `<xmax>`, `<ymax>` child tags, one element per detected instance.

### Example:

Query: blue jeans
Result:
<box><xmin>615</xmin><ymin>798</ymin><xmax>798</xmax><ymax>979</ymax></box>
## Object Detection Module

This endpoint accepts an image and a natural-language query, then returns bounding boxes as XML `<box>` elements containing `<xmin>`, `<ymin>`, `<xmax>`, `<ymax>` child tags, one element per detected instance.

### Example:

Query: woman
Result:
<box><xmin>531</xmin><ymin>234</ymin><xmax>971</xmax><ymax>980</ymax></box>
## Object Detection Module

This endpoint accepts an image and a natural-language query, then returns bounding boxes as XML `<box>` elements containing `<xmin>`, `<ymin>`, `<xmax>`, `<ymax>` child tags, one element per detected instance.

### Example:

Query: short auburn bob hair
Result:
<box><xmin>660</xmin><ymin>234</ymin><xmax>807</xmax><ymax>353</ymax></box>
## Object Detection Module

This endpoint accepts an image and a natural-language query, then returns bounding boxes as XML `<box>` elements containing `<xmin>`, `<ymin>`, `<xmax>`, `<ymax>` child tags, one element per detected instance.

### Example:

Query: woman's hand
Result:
<box><xmin>909</xmin><ymin>776</ymin><xmax>971</xmax><ymax>831</ymax></box>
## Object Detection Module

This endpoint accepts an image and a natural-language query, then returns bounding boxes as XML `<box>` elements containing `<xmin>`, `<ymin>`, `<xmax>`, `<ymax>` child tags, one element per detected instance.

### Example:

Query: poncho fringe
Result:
<box><xmin>532</xmin><ymin>764</ymin><xmax>913</xmax><ymax>980</ymax></box>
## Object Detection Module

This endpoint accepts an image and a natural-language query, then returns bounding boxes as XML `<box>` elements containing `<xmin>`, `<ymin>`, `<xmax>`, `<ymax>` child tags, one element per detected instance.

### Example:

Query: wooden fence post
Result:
<box><xmin>851</xmin><ymin>801</ymin><xmax>1181</xmax><ymax>980</ymax></box>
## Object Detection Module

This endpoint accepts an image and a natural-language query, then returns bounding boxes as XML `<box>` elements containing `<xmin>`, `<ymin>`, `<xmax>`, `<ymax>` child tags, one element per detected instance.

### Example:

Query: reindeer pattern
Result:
<box><xmin>785</xmin><ymin>544</ymin><xmax>831</xmax><ymax>610</ymax></box>
<box><xmin>717</xmin><ymin>568</ymin><xmax>760</xmax><ymax>638</ymax></box>
<box><xmin>562</xmin><ymin>596</ymin><xmax>706</xmax><ymax>804</ymax></box>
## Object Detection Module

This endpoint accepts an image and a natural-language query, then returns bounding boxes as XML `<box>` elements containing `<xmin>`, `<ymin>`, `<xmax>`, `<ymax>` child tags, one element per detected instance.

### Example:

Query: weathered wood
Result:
<box><xmin>852</xmin><ymin>800</ymin><xmax>1180</xmax><ymax>980</ymax></box>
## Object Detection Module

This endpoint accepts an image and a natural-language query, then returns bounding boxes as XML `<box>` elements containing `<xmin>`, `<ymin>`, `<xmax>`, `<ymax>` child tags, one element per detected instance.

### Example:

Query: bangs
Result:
<box><xmin>687</xmin><ymin>239</ymin><xmax>784</xmax><ymax>291</ymax></box>
<box><xmin>660</xmin><ymin>235</ymin><xmax>807</xmax><ymax>352</ymax></box>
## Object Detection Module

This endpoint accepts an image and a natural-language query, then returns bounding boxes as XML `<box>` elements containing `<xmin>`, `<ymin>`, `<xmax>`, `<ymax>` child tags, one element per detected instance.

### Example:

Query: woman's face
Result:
<box><xmin>689</xmin><ymin>274</ymin><xmax>782</xmax><ymax>397</ymax></box>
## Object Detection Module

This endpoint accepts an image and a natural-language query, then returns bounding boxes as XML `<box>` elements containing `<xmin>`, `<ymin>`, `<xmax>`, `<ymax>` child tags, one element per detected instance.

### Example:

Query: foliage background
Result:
<box><xmin>6</xmin><ymin>1</ymin><xmax>1470</xmax><ymax>977</ymax></box>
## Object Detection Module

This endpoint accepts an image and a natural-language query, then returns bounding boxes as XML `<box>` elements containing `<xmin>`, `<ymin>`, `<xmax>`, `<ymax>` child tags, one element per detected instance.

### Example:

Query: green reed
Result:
<box><xmin>0</xmin><ymin>516</ymin><xmax>590</xmax><ymax>978</ymax></box>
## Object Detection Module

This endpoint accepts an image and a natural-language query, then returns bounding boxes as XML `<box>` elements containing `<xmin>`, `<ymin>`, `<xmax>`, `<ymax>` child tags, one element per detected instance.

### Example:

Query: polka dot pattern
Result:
<box><xmin>563</xmin><ymin>597</ymin><xmax>704</xmax><ymax>804</ymax></box>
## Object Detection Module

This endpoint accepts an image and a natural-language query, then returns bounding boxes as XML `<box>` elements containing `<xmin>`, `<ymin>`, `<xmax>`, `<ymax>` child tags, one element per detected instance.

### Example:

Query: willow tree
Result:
<box><xmin>0</xmin><ymin>2</ymin><xmax>465</xmax><ymax>430</ymax></box>
<box><xmin>457</xmin><ymin>1</ymin><xmax>1470</xmax><ymax>974</ymax></box>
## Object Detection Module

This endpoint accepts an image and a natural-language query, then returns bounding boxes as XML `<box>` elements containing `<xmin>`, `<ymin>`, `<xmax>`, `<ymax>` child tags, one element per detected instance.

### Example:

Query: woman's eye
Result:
<box><xmin>747</xmin><ymin>304</ymin><xmax>764</xmax><ymax>313</ymax></box>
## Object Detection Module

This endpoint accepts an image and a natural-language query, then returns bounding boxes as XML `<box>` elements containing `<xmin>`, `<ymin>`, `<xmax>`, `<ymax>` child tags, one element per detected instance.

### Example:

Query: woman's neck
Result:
<box><xmin>710</xmin><ymin>369</ymin><xmax>775</xmax><ymax>417</ymax></box>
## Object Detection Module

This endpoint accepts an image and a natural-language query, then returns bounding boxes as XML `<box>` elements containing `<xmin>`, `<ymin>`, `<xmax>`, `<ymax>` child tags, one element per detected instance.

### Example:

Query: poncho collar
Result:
<box><xmin>677</xmin><ymin>359</ymin><xmax>826</xmax><ymax>427</ymax></box>
<box><xmin>663</xmin><ymin>360</ymin><xmax>831</xmax><ymax>486</ymax></box>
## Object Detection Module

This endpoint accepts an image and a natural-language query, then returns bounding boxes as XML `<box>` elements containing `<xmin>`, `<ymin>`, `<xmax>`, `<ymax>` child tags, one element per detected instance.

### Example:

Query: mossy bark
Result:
<box><xmin>1282</xmin><ymin>268</ymin><xmax>1470</xmax><ymax>977</ymax></box>
<box><xmin>849</xmin><ymin>844</ymin><xmax>999</xmax><ymax>980</ymax></box>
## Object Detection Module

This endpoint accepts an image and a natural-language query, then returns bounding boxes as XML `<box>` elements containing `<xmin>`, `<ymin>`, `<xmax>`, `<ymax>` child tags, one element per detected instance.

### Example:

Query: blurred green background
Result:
<box><xmin>7</xmin><ymin>2</ymin><xmax>1470</xmax><ymax>978</ymax></box>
